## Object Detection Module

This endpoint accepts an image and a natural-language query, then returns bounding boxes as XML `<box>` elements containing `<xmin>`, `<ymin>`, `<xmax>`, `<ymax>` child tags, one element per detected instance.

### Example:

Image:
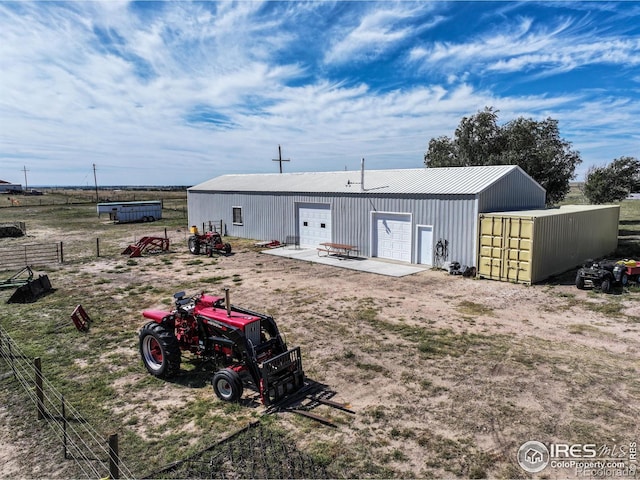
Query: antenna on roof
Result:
<box><xmin>346</xmin><ymin>158</ymin><xmax>365</xmax><ymax>192</ymax></box>
<box><xmin>272</xmin><ymin>145</ymin><xmax>290</xmax><ymax>174</ymax></box>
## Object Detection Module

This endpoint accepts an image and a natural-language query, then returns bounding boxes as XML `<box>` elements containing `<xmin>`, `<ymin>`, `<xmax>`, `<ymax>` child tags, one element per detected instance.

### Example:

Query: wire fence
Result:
<box><xmin>150</xmin><ymin>421</ymin><xmax>331</xmax><ymax>479</ymax></box>
<box><xmin>0</xmin><ymin>324</ymin><xmax>134</xmax><ymax>479</ymax></box>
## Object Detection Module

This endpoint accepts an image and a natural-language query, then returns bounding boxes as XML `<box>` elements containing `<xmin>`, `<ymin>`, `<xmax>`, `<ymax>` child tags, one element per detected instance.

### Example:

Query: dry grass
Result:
<box><xmin>1</xmin><ymin>188</ymin><xmax>639</xmax><ymax>479</ymax></box>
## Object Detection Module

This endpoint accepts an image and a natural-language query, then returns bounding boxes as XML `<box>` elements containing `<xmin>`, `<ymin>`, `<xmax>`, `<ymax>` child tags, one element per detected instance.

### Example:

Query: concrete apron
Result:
<box><xmin>261</xmin><ymin>247</ymin><xmax>428</xmax><ymax>277</ymax></box>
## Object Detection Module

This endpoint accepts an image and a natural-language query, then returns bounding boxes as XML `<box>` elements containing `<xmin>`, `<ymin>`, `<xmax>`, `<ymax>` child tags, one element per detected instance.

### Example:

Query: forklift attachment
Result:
<box><xmin>261</xmin><ymin>347</ymin><xmax>304</xmax><ymax>406</ymax></box>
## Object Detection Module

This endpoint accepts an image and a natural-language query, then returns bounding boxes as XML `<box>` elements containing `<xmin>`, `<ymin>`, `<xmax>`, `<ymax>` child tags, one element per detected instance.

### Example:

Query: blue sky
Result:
<box><xmin>1</xmin><ymin>1</ymin><xmax>639</xmax><ymax>187</ymax></box>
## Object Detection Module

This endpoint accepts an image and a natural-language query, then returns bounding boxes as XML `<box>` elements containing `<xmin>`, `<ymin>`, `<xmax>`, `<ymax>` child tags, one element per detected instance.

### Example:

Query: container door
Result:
<box><xmin>504</xmin><ymin>217</ymin><xmax>533</xmax><ymax>283</ymax></box>
<box><xmin>478</xmin><ymin>216</ymin><xmax>505</xmax><ymax>279</ymax></box>
<box><xmin>478</xmin><ymin>215</ymin><xmax>533</xmax><ymax>283</ymax></box>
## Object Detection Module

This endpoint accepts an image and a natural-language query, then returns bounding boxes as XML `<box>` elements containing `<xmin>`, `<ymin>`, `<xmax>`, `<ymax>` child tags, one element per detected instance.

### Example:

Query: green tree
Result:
<box><xmin>424</xmin><ymin>107</ymin><xmax>582</xmax><ymax>205</ymax></box>
<box><xmin>583</xmin><ymin>156</ymin><xmax>640</xmax><ymax>204</ymax></box>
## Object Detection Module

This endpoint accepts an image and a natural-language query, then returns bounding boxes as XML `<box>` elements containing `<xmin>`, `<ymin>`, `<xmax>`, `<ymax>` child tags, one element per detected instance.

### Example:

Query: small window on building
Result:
<box><xmin>303</xmin><ymin>221</ymin><xmax>308</xmax><ymax>227</ymax></box>
<box><xmin>232</xmin><ymin>207</ymin><xmax>243</xmax><ymax>225</ymax></box>
<box><xmin>320</xmin><ymin>223</ymin><xmax>326</xmax><ymax>228</ymax></box>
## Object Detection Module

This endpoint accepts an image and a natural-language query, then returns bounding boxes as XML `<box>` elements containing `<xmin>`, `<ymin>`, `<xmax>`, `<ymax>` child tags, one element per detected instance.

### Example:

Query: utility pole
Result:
<box><xmin>93</xmin><ymin>163</ymin><xmax>99</xmax><ymax>203</ymax></box>
<box><xmin>22</xmin><ymin>166</ymin><xmax>29</xmax><ymax>191</ymax></box>
<box><xmin>272</xmin><ymin>145</ymin><xmax>290</xmax><ymax>174</ymax></box>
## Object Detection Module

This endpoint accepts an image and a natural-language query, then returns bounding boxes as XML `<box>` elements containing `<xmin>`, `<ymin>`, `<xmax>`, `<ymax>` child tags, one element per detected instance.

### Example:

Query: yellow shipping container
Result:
<box><xmin>477</xmin><ymin>205</ymin><xmax>620</xmax><ymax>284</ymax></box>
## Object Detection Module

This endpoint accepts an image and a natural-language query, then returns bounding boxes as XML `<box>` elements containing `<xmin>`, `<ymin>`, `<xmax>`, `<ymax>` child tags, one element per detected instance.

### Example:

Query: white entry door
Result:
<box><xmin>372</xmin><ymin>212</ymin><xmax>412</xmax><ymax>262</ymax></box>
<box><xmin>416</xmin><ymin>225</ymin><xmax>434</xmax><ymax>265</ymax></box>
<box><xmin>297</xmin><ymin>203</ymin><xmax>331</xmax><ymax>247</ymax></box>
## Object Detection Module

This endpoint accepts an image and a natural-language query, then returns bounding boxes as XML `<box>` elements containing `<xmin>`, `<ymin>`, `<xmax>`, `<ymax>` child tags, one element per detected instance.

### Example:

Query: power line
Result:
<box><xmin>272</xmin><ymin>145</ymin><xmax>290</xmax><ymax>174</ymax></box>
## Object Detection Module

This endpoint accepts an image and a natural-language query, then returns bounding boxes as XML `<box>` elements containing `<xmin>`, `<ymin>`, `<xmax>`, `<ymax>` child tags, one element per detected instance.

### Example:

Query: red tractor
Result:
<box><xmin>188</xmin><ymin>226</ymin><xmax>231</xmax><ymax>255</ymax></box>
<box><xmin>139</xmin><ymin>289</ymin><xmax>304</xmax><ymax>405</ymax></box>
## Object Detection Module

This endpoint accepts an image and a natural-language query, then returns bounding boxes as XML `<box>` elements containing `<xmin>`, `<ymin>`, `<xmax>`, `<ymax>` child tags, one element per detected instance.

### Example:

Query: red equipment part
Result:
<box><xmin>122</xmin><ymin>236</ymin><xmax>170</xmax><ymax>257</ymax></box>
<box><xmin>71</xmin><ymin>304</ymin><xmax>91</xmax><ymax>332</ymax></box>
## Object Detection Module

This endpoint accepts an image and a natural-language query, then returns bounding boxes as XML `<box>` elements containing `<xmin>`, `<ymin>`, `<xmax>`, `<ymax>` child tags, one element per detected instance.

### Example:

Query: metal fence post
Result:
<box><xmin>109</xmin><ymin>433</ymin><xmax>120</xmax><ymax>480</ymax></box>
<box><xmin>34</xmin><ymin>357</ymin><xmax>44</xmax><ymax>420</ymax></box>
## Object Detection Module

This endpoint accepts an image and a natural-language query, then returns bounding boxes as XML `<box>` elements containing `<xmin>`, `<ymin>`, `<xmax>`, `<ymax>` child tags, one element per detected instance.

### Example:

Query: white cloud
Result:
<box><xmin>324</xmin><ymin>3</ymin><xmax>442</xmax><ymax>65</ymax></box>
<box><xmin>0</xmin><ymin>1</ymin><xmax>637</xmax><ymax>186</ymax></box>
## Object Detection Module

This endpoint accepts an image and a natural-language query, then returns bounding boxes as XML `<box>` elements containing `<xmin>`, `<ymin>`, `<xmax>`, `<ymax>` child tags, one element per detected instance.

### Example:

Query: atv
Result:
<box><xmin>188</xmin><ymin>226</ymin><xmax>231</xmax><ymax>256</ymax></box>
<box><xmin>139</xmin><ymin>289</ymin><xmax>304</xmax><ymax>405</ymax></box>
<box><xmin>575</xmin><ymin>259</ymin><xmax>638</xmax><ymax>293</ymax></box>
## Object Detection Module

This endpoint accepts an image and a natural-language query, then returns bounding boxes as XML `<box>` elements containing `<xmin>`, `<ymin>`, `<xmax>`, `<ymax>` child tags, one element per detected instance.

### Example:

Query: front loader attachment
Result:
<box><xmin>7</xmin><ymin>274</ymin><xmax>53</xmax><ymax>303</ymax></box>
<box><xmin>260</xmin><ymin>347</ymin><xmax>304</xmax><ymax>406</ymax></box>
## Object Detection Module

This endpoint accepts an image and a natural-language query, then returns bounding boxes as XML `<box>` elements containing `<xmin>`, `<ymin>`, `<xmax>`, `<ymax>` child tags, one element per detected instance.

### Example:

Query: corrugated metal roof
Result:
<box><xmin>189</xmin><ymin>165</ymin><xmax>534</xmax><ymax>195</ymax></box>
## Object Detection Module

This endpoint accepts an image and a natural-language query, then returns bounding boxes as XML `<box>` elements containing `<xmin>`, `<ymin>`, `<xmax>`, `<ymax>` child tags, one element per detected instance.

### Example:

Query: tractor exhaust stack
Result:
<box><xmin>224</xmin><ymin>287</ymin><xmax>231</xmax><ymax>316</ymax></box>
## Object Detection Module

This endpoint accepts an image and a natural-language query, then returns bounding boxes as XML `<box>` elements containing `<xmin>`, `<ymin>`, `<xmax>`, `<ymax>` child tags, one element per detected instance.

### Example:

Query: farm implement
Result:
<box><xmin>3</xmin><ymin>266</ymin><xmax>53</xmax><ymax>303</ymax></box>
<box><xmin>139</xmin><ymin>289</ymin><xmax>304</xmax><ymax>406</ymax></box>
<box><xmin>122</xmin><ymin>236</ymin><xmax>170</xmax><ymax>258</ymax></box>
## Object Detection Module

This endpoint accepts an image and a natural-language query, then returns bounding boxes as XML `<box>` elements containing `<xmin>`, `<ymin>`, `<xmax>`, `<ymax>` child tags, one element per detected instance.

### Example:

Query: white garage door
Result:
<box><xmin>298</xmin><ymin>203</ymin><xmax>331</xmax><ymax>247</ymax></box>
<box><xmin>373</xmin><ymin>212</ymin><xmax>412</xmax><ymax>262</ymax></box>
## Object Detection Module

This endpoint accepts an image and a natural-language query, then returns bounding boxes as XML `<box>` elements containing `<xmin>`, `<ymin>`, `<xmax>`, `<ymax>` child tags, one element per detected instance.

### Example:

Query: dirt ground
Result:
<box><xmin>1</xmin><ymin>221</ymin><xmax>640</xmax><ymax>479</ymax></box>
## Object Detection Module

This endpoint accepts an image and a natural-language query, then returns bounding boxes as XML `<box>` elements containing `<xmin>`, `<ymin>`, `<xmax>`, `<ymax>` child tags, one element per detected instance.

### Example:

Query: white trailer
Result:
<box><xmin>97</xmin><ymin>201</ymin><xmax>162</xmax><ymax>223</ymax></box>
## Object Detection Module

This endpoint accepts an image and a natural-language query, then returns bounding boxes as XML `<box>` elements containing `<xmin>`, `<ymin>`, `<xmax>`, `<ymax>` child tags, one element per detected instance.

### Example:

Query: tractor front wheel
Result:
<box><xmin>139</xmin><ymin>322</ymin><xmax>181</xmax><ymax>378</ymax></box>
<box><xmin>212</xmin><ymin>368</ymin><xmax>243</xmax><ymax>402</ymax></box>
<box><xmin>223</xmin><ymin>243</ymin><xmax>232</xmax><ymax>254</ymax></box>
<box><xmin>600</xmin><ymin>277</ymin><xmax>612</xmax><ymax>294</ymax></box>
<box><xmin>575</xmin><ymin>272</ymin><xmax>585</xmax><ymax>290</ymax></box>
<box><xmin>188</xmin><ymin>236</ymin><xmax>200</xmax><ymax>255</ymax></box>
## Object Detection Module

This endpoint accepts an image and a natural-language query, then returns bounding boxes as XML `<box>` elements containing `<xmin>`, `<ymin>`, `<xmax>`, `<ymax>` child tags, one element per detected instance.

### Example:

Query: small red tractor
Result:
<box><xmin>139</xmin><ymin>289</ymin><xmax>304</xmax><ymax>405</ymax></box>
<box><xmin>188</xmin><ymin>226</ymin><xmax>231</xmax><ymax>255</ymax></box>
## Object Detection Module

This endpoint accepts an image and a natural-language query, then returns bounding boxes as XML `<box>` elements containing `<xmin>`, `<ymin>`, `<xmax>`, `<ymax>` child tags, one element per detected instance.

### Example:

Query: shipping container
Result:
<box><xmin>97</xmin><ymin>201</ymin><xmax>162</xmax><ymax>223</ymax></box>
<box><xmin>477</xmin><ymin>205</ymin><xmax>620</xmax><ymax>284</ymax></box>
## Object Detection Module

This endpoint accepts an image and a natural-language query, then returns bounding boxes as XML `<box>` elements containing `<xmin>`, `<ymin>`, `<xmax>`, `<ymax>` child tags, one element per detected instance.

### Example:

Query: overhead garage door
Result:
<box><xmin>298</xmin><ymin>203</ymin><xmax>331</xmax><ymax>247</ymax></box>
<box><xmin>373</xmin><ymin>212</ymin><xmax>412</xmax><ymax>262</ymax></box>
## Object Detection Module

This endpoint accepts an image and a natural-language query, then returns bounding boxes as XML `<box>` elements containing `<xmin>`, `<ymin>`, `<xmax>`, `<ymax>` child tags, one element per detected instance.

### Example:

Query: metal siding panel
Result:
<box><xmin>479</xmin><ymin>168</ymin><xmax>546</xmax><ymax>212</ymax></box>
<box><xmin>188</xmin><ymin>191</ymin><xmax>481</xmax><ymax>266</ymax></box>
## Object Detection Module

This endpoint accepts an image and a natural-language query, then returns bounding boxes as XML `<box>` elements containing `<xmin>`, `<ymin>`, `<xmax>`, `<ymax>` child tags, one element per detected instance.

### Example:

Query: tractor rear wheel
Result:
<box><xmin>212</xmin><ymin>368</ymin><xmax>243</xmax><ymax>402</ymax></box>
<box><xmin>139</xmin><ymin>322</ymin><xmax>181</xmax><ymax>378</ymax></box>
<box><xmin>188</xmin><ymin>236</ymin><xmax>200</xmax><ymax>255</ymax></box>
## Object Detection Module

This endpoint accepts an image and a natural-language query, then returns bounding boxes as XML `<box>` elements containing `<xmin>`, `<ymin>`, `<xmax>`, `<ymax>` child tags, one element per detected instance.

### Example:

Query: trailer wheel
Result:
<box><xmin>212</xmin><ymin>368</ymin><xmax>243</xmax><ymax>402</ymax></box>
<box><xmin>188</xmin><ymin>236</ymin><xmax>200</xmax><ymax>255</ymax></box>
<box><xmin>621</xmin><ymin>273</ymin><xmax>628</xmax><ymax>287</ymax></box>
<box><xmin>139</xmin><ymin>322</ymin><xmax>181</xmax><ymax>378</ymax></box>
<box><xmin>600</xmin><ymin>277</ymin><xmax>612</xmax><ymax>294</ymax></box>
<box><xmin>575</xmin><ymin>272</ymin><xmax>585</xmax><ymax>290</ymax></box>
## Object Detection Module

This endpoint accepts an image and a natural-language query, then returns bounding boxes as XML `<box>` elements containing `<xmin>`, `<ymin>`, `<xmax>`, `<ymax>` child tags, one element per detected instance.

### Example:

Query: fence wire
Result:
<box><xmin>152</xmin><ymin>422</ymin><xmax>330</xmax><ymax>479</ymax></box>
<box><xmin>0</xmin><ymin>325</ymin><xmax>134</xmax><ymax>479</ymax></box>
